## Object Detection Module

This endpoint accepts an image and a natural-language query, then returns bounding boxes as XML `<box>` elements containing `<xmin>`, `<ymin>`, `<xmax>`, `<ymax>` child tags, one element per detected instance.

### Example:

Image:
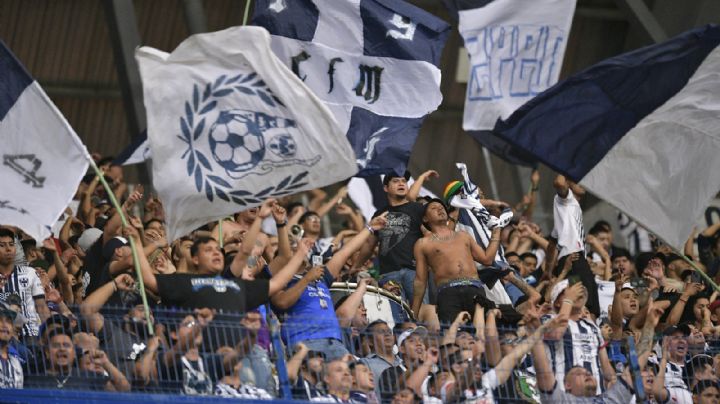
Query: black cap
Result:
<box><xmin>382</xmin><ymin>171</ymin><xmax>410</xmax><ymax>186</ymax></box>
<box><xmin>663</xmin><ymin>323</ymin><xmax>691</xmax><ymax>337</ymax></box>
<box><xmin>102</xmin><ymin>236</ymin><xmax>128</xmax><ymax>260</ymax></box>
<box><xmin>39</xmin><ymin>313</ymin><xmax>73</xmax><ymax>339</ymax></box>
<box><xmin>0</xmin><ymin>303</ymin><xmax>16</xmax><ymax>321</ymax></box>
<box><xmin>693</xmin><ymin>379</ymin><xmax>720</xmax><ymax>395</ymax></box>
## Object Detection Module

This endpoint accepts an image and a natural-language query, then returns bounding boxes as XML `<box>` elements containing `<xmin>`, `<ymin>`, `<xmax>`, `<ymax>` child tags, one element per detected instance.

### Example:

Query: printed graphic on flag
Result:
<box><xmin>0</xmin><ymin>40</ymin><xmax>90</xmax><ymax>242</ymax></box>
<box><xmin>253</xmin><ymin>0</ymin><xmax>450</xmax><ymax>176</ymax></box>
<box><xmin>137</xmin><ymin>26</ymin><xmax>357</xmax><ymax>240</ymax></box>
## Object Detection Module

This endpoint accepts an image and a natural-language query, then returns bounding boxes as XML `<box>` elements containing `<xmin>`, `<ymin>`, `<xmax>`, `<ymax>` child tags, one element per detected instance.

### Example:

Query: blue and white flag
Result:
<box><xmin>136</xmin><ymin>26</ymin><xmax>357</xmax><ymax>241</ymax></box>
<box><xmin>252</xmin><ymin>0</ymin><xmax>450</xmax><ymax>176</ymax></box>
<box><xmin>495</xmin><ymin>25</ymin><xmax>720</xmax><ymax>249</ymax></box>
<box><xmin>449</xmin><ymin>0</ymin><xmax>575</xmax><ymax>165</ymax></box>
<box><xmin>113</xmin><ymin>131</ymin><xmax>151</xmax><ymax>166</ymax></box>
<box><xmin>0</xmin><ymin>41</ymin><xmax>90</xmax><ymax>242</ymax></box>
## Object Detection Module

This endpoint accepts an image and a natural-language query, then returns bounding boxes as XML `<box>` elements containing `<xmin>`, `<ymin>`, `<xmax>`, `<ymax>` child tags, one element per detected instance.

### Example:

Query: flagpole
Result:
<box><xmin>88</xmin><ymin>160</ymin><xmax>154</xmax><ymax>336</ymax></box>
<box><xmin>218</xmin><ymin>219</ymin><xmax>224</xmax><ymax>248</ymax></box>
<box><xmin>242</xmin><ymin>0</ymin><xmax>252</xmax><ymax>25</ymax></box>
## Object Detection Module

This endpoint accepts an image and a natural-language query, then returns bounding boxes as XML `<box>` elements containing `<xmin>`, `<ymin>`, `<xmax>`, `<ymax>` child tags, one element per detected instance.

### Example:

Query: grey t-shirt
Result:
<box><xmin>540</xmin><ymin>379</ymin><xmax>634</xmax><ymax>403</ymax></box>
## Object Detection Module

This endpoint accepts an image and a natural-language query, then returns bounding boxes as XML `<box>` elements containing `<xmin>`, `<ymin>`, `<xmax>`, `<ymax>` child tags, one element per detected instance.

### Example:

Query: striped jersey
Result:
<box><xmin>0</xmin><ymin>265</ymin><xmax>44</xmax><ymax>336</ymax></box>
<box><xmin>0</xmin><ymin>352</ymin><xmax>23</xmax><ymax>388</ymax></box>
<box><xmin>546</xmin><ymin>316</ymin><xmax>604</xmax><ymax>395</ymax></box>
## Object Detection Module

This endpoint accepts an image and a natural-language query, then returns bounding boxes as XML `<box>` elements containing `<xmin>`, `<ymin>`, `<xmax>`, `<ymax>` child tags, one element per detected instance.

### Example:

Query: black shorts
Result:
<box><xmin>436</xmin><ymin>284</ymin><xmax>484</xmax><ymax>325</ymax></box>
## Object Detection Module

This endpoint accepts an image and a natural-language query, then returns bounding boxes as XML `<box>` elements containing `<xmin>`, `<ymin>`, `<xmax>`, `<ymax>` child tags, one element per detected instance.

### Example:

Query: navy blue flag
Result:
<box><xmin>113</xmin><ymin>130</ymin><xmax>151</xmax><ymax>166</ymax></box>
<box><xmin>253</xmin><ymin>0</ymin><xmax>450</xmax><ymax>176</ymax></box>
<box><xmin>494</xmin><ymin>24</ymin><xmax>720</xmax><ymax>248</ymax></box>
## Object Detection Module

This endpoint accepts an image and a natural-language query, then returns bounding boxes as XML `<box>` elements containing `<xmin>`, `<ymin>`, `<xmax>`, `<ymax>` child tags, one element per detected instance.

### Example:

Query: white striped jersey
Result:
<box><xmin>546</xmin><ymin>316</ymin><xmax>604</xmax><ymax>395</ymax></box>
<box><xmin>0</xmin><ymin>265</ymin><xmax>44</xmax><ymax>336</ymax></box>
<box><xmin>552</xmin><ymin>189</ymin><xmax>585</xmax><ymax>258</ymax></box>
<box><xmin>0</xmin><ymin>353</ymin><xmax>23</xmax><ymax>388</ymax></box>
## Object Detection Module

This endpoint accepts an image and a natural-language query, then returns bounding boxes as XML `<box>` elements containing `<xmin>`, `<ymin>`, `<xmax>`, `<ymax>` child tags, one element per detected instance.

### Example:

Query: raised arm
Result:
<box><xmin>80</xmin><ymin>274</ymin><xmax>135</xmax><ymax>334</ymax></box>
<box><xmin>229</xmin><ymin>199</ymin><xmax>275</xmax><ymax>277</ymax></box>
<box><xmin>407</xmin><ymin>170</ymin><xmax>438</xmax><ymax>202</ymax></box>
<box><xmin>286</xmin><ymin>343</ymin><xmax>309</xmax><ymax>384</ymax></box>
<box><xmin>122</xmin><ymin>225</ymin><xmax>157</xmax><ymax>293</ymax></box>
<box><xmin>468</xmin><ymin>229</ymin><xmax>501</xmax><ymax>266</ymax></box>
<box><xmin>484</xmin><ymin>308</ymin><xmax>502</xmax><ymax>366</ymax></box>
<box><xmin>325</xmin><ymin>214</ymin><xmax>387</xmax><ymax>279</ymax></box>
<box><xmin>315</xmin><ymin>186</ymin><xmax>348</xmax><ymax>218</ymax></box>
<box><xmin>492</xmin><ymin>316</ymin><xmax>560</xmax><ymax>385</ymax></box>
<box><xmin>268</xmin><ymin>203</ymin><xmax>292</xmax><ymax>272</ymax></box>
<box><xmin>268</xmin><ymin>239</ymin><xmax>312</xmax><ymax>296</ymax></box>
<box><xmin>335</xmin><ymin>277</ymin><xmax>369</xmax><ymax>327</ymax></box>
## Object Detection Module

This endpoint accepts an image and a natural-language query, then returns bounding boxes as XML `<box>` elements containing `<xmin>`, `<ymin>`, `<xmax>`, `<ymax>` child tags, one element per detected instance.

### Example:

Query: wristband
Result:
<box><xmin>276</xmin><ymin>221</ymin><xmax>287</xmax><ymax>228</ymax></box>
<box><xmin>112</xmin><ymin>280</ymin><xmax>118</xmax><ymax>292</ymax></box>
<box><xmin>562</xmin><ymin>299</ymin><xmax>574</xmax><ymax>306</ymax></box>
<box><xmin>491</xmin><ymin>238</ymin><xmax>500</xmax><ymax>242</ymax></box>
<box><xmin>366</xmin><ymin>224</ymin><xmax>375</xmax><ymax>235</ymax></box>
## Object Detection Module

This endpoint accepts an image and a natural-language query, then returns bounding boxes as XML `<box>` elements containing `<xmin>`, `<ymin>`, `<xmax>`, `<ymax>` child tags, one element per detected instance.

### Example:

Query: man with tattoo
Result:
<box><xmin>411</xmin><ymin>199</ymin><xmax>501</xmax><ymax>324</ymax></box>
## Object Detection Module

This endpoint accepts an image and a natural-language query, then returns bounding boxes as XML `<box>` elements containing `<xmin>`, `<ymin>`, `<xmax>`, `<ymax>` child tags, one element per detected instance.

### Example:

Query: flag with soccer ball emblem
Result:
<box><xmin>136</xmin><ymin>26</ymin><xmax>357</xmax><ymax>241</ymax></box>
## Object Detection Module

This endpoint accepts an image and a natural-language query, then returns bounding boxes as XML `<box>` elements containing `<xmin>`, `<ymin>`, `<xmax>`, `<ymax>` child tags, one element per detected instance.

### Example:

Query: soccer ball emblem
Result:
<box><xmin>209</xmin><ymin>110</ymin><xmax>266</xmax><ymax>176</ymax></box>
<box><xmin>268</xmin><ymin>134</ymin><xmax>297</xmax><ymax>158</ymax></box>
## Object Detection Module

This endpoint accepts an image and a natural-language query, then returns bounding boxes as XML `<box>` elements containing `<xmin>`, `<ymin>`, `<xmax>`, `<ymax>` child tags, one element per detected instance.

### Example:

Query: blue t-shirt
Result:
<box><xmin>273</xmin><ymin>267</ymin><xmax>342</xmax><ymax>347</ymax></box>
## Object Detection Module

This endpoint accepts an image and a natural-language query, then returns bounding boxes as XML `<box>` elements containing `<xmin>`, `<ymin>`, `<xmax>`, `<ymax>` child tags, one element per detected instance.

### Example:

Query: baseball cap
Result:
<box><xmin>102</xmin><ymin>236</ymin><xmax>128</xmax><ymax>260</ymax></box>
<box><xmin>550</xmin><ymin>279</ymin><xmax>570</xmax><ymax>304</ymax></box>
<box><xmin>39</xmin><ymin>313</ymin><xmax>74</xmax><ymax>340</ymax></box>
<box><xmin>397</xmin><ymin>325</ymin><xmax>428</xmax><ymax>348</ymax></box>
<box><xmin>382</xmin><ymin>171</ymin><xmax>410</xmax><ymax>186</ymax></box>
<box><xmin>0</xmin><ymin>303</ymin><xmax>16</xmax><ymax>321</ymax></box>
<box><xmin>620</xmin><ymin>283</ymin><xmax>638</xmax><ymax>294</ymax></box>
<box><xmin>78</xmin><ymin>228</ymin><xmax>103</xmax><ymax>252</ymax></box>
<box><xmin>663</xmin><ymin>323</ymin><xmax>691</xmax><ymax>337</ymax></box>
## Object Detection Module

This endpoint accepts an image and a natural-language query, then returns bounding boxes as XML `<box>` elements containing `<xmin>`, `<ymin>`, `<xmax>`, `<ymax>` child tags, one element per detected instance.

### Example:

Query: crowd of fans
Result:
<box><xmin>2</xmin><ymin>156</ymin><xmax>720</xmax><ymax>404</ymax></box>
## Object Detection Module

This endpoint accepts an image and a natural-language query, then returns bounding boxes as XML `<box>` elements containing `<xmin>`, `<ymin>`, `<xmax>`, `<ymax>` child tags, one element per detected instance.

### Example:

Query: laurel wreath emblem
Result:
<box><xmin>177</xmin><ymin>73</ymin><xmax>309</xmax><ymax>205</ymax></box>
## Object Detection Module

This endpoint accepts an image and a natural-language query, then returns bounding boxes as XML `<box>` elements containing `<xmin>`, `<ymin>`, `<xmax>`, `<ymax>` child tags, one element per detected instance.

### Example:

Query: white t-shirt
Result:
<box><xmin>0</xmin><ymin>265</ymin><xmax>44</xmax><ymax>336</ymax></box>
<box><xmin>441</xmin><ymin>368</ymin><xmax>499</xmax><ymax>403</ymax></box>
<box><xmin>552</xmin><ymin>189</ymin><xmax>585</xmax><ymax>258</ymax></box>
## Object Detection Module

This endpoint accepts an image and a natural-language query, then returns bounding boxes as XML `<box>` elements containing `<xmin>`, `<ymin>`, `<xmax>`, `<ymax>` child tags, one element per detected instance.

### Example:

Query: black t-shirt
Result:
<box><xmin>373</xmin><ymin>202</ymin><xmax>425</xmax><ymax>274</ymax></box>
<box><xmin>25</xmin><ymin>368</ymin><xmax>109</xmax><ymax>391</ymax></box>
<box><xmin>82</xmin><ymin>237</ymin><xmax>107</xmax><ymax>297</ymax></box>
<box><xmin>156</xmin><ymin>274</ymin><xmax>269</xmax><ymax>313</ymax></box>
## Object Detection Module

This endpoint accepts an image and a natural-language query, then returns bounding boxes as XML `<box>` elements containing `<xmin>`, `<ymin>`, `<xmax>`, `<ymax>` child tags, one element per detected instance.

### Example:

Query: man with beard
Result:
<box><xmin>80</xmin><ymin>273</ymin><xmax>154</xmax><ymax>375</ymax></box>
<box><xmin>0</xmin><ymin>304</ymin><xmax>22</xmax><ymax>388</ymax></box>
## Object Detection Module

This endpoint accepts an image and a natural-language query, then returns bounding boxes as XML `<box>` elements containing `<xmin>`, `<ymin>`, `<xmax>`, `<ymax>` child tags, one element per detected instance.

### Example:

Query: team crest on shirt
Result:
<box><xmin>19</xmin><ymin>277</ymin><xmax>28</xmax><ymax>288</ymax></box>
<box><xmin>191</xmin><ymin>277</ymin><xmax>241</xmax><ymax>293</ymax></box>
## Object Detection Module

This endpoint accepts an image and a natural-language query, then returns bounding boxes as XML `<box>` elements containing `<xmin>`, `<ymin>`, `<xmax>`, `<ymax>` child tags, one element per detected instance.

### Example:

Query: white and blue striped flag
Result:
<box><xmin>252</xmin><ymin>0</ymin><xmax>450</xmax><ymax>176</ymax></box>
<box><xmin>0</xmin><ymin>41</ymin><xmax>90</xmax><ymax>242</ymax></box>
<box><xmin>136</xmin><ymin>26</ymin><xmax>357</xmax><ymax>241</ymax></box>
<box><xmin>495</xmin><ymin>25</ymin><xmax>720</xmax><ymax>249</ymax></box>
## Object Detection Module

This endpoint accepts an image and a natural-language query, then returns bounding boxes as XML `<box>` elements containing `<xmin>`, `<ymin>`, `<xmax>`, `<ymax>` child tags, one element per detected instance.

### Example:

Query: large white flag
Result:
<box><xmin>0</xmin><ymin>41</ymin><xmax>89</xmax><ymax>242</ymax></box>
<box><xmin>458</xmin><ymin>0</ymin><xmax>576</xmax><ymax>131</ymax></box>
<box><xmin>136</xmin><ymin>26</ymin><xmax>357</xmax><ymax>241</ymax></box>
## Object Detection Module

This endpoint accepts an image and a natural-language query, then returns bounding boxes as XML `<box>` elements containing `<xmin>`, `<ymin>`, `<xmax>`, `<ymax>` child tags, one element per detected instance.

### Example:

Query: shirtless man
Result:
<box><xmin>412</xmin><ymin>199</ymin><xmax>501</xmax><ymax>324</ymax></box>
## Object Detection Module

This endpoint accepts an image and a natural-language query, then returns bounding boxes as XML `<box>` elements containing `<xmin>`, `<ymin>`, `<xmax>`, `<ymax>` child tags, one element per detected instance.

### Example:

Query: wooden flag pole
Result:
<box><xmin>88</xmin><ymin>161</ymin><xmax>154</xmax><ymax>336</ymax></box>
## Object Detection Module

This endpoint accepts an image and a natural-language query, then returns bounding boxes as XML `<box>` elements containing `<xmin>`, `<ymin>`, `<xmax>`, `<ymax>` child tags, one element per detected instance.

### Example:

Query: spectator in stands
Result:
<box><xmin>412</xmin><ymin>199</ymin><xmax>501</xmax><ymax>323</ymax></box>
<box><xmin>25</xmin><ymin>327</ymin><xmax>118</xmax><ymax>391</ymax></box>
<box><xmin>287</xmin><ymin>343</ymin><xmax>326</xmax><ymax>400</ymax></box>
<box><xmin>214</xmin><ymin>351</ymin><xmax>273</xmax><ymax>399</ymax></box>
<box><xmin>612</xmin><ymin>248</ymin><xmax>636</xmax><ymax>277</ymax></box>
<box><xmin>693</xmin><ymin>380</ymin><xmax>720</xmax><ymax>404</ymax></box>
<box><xmin>135</xmin><ymin>200</ymin><xmax>311</xmax><ymax>312</ymax></box>
<box><xmin>349</xmin><ymin>359</ymin><xmax>379</xmax><ymax>403</ymax></box>
<box><xmin>0</xmin><ymin>303</ymin><xmax>23</xmax><ymax>388</ymax></box>
<box><xmin>551</xmin><ymin>175</ymin><xmax>600</xmax><ymax>317</ymax></box>
<box><xmin>77</xmin><ymin>347</ymin><xmax>131</xmax><ymax>391</ymax></box>
<box><xmin>312</xmin><ymin>357</ymin><xmax>354</xmax><ymax>402</ymax></box>
<box><xmin>546</xmin><ymin>279</ymin><xmax>615</xmax><ymax>393</ymax></box>
<box><xmin>80</xmin><ymin>273</ymin><xmax>156</xmax><ymax>375</ymax></box>
<box><xmin>271</xmin><ymin>214</ymin><xmax>387</xmax><ymax>360</ymax></box>
<box><xmin>354</xmin><ymin>170</ymin><xmax>437</xmax><ymax>306</ymax></box>
<box><xmin>362</xmin><ymin>319</ymin><xmax>401</xmax><ymax>385</ymax></box>
<box><xmin>379</xmin><ymin>325</ymin><xmax>437</xmax><ymax>399</ymax></box>
<box><xmin>0</xmin><ymin>228</ymin><xmax>50</xmax><ymax>337</ymax></box>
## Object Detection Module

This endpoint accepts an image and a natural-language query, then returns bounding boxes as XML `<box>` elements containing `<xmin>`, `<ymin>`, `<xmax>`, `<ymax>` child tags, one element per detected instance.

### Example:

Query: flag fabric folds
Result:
<box><xmin>0</xmin><ymin>41</ymin><xmax>90</xmax><ymax>242</ymax></box>
<box><xmin>494</xmin><ymin>25</ymin><xmax>720</xmax><ymax>249</ymax></box>
<box><xmin>136</xmin><ymin>26</ymin><xmax>357</xmax><ymax>241</ymax></box>
<box><xmin>447</xmin><ymin>0</ymin><xmax>575</xmax><ymax>166</ymax></box>
<box><xmin>113</xmin><ymin>130</ymin><xmax>151</xmax><ymax>166</ymax></box>
<box><xmin>252</xmin><ymin>0</ymin><xmax>450</xmax><ymax>176</ymax></box>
